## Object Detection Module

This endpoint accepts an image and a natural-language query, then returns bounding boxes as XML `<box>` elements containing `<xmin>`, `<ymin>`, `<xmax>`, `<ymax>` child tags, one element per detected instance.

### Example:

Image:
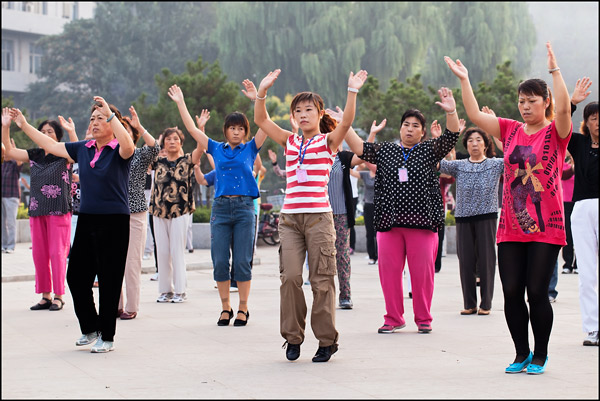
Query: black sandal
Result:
<box><xmin>234</xmin><ymin>310</ymin><xmax>250</xmax><ymax>326</ymax></box>
<box><xmin>49</xmin><ymin>298</ymin><xmax>65</xmax><ymax>311</ymax></box>
<box><xmin>30</xmin><ymin>297</ymin><xmax>52</xmax><ymax>310</ymax></box>
<box><xmin>217</xmin><ymin>309</ymin><xmax>234</xmax><ymax>326</ymax></box>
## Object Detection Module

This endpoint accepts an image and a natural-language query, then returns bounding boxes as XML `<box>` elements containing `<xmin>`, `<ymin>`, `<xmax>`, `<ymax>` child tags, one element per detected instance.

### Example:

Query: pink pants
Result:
<box><xmin>377</xmin><ymin>227</ymin><xmax>438</xmax><ymax>327</ymax></box>
<box><xmin>30</xmin><ymin>214</ymin><xmax>71</xmax><ymax>296</ymax></box>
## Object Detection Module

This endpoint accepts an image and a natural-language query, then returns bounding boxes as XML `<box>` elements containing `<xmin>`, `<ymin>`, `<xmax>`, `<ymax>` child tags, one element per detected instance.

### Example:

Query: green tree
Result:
<box><xmin>23</xmin><ymin>2</ymin><xmax>218</xmax><ymax>138</ymax></box>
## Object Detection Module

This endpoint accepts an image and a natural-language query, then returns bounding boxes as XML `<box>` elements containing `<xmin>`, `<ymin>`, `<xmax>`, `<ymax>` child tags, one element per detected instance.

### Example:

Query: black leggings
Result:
<box><xmin>498</xmin><ymin>242</ymin><xmax>560</xmax><ymax>360</ymax></box>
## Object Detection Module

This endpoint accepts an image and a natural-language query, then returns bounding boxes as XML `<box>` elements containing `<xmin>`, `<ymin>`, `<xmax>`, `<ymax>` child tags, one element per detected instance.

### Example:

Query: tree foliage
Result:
<box><xmin>212</xmin><ymin>2</ymin><xmax>535</xmax><ymax>106</ymax></box>
<box><xmin>23</xmin><ymin>2</ymin><xmax>218</xmax><ymax>139</ymax></box>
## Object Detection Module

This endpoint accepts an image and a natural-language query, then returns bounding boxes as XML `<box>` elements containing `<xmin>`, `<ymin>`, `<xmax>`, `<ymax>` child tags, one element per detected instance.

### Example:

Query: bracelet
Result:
<box><xmin>548</xmin><ymin>67</ymin><xmax>560</xmax><ymax>74</ymax></box>
<box><xmin>143</xmin><ymin>130</ymin><xmax>149</xmax><ymax>136</ymax></box>
<box><xmin>446</xmin><ymin>109</ymin><xmax>457</xmax><ymax>115</ymax></box>
<box><xmin>106</xmin><ymin>112</ymin><xmax>116</xmax><ymax>122</ymax></box>
<box><xmin>256</xmin><ymin>93</ymin><xmax>267</xmax><ymax>101</ymax></box>
<box><xmin>348</xmin><ymin>87</ymin><xmax>359</xmax><ymax>93</ymax></box>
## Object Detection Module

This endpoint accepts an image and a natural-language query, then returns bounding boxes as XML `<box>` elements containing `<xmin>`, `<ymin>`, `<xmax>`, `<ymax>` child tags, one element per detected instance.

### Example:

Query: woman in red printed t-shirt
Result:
<box><xmin>251</xmin><ymin>68</ymin><xmax>367</xmax><ymax>363</ymax></box>
<box><xmin>446</xmin><ymin>42</ymin><xmax>572</xmax><ymax>375</ymax></box>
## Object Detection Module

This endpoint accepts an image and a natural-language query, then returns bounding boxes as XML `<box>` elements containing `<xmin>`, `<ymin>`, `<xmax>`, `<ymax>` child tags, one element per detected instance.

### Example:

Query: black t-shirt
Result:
<box><xmin>567</xmin><ymin>133</ymin><xmax>599</xmax><ymax>202</ymax></box>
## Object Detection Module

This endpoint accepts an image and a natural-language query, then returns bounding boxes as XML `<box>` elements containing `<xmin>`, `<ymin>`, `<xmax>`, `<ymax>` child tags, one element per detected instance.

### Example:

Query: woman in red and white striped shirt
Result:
<box><xmin>248</xmin><ymin>68</ymin><xmax>367</xmax><ymax>363</ymax></box>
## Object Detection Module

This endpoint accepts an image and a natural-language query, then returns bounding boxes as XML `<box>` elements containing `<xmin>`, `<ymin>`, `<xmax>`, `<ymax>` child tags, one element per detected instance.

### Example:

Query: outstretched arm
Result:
<box><xmin>434</xmin><ymin>87</ymin><xmax>460</xmax><ymax>133</ymax></box>
<box><xmin>252</xmin><ymin>71</ymin><xmax>292</xmax><ymax>148</ymax></box>
<box><xmin>444</xmin><ymin>56</ymin><xmax>500</xmax><ymax>139</ymax></box>
<box><xmin>125</xmin><ymin>105</ymin><xmax>156</xmax><ymax>147</ymax></box>
<box><xmin>571</xmin><ymin>76</ymin><xmax>592</xmax><ymax>106</ymax></box>
<box><xmin>8</xmin><ymin>108</ymin><xmax>73</xmax><ymax>163</ymax></box>
<box><xmin>546</xmin><ymin>42</ymin><xmax>571</xmax><ymax>139</ymax></box>
<box><xmin>2</xmin><ymin>108</ymin><xmax>29</xmax><ymax>163</ymax></box>
<box><xmin>94</xmin><ymin>96</ymin><xmax>135</xmax><ymax>159</ymax></box>
<box><xmin>168</xmin><ymin>84</ymin><xmax>209</xmax><ymax>149</ymax></box>
<box><xmin>326</xmin><ymin>70</ymin><xmax>368</xmax><ymax>152</ymax></box>
<box><xmin>240</xmin><ymin>79</ymin><xmax>267</xmax><ymax>149</ymax></box>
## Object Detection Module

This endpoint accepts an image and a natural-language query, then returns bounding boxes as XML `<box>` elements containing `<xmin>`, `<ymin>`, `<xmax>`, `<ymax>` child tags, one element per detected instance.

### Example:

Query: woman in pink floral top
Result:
<box><xmin>2</xmin><ymin>108</ymin><xmax>77</xmax><ymax>311</ymax></box>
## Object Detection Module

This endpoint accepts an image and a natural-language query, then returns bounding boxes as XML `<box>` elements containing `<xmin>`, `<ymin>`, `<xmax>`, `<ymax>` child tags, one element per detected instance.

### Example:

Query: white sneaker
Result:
<box><xmin>561</xmin><ymin>268</ymin><xmax>571</xmax><ymax>274</ymax></box>
<box><xmin>230</xmin><ymin>287</ymin><xmax>239</xmax><ymax>292</ymax></box>
<box><xmin>143</xmin><ymin>253</ymin><xmax>151</xmax><ymax>260</ymax></box>
<box><xmin>583</xmin><ymin>331</ymin><xmax>599</xmax><ymax>346</ymax></box>
<box><xmin>368</xmin><ymin>259</ymin><xmax>377</xmax><ymax>265</ymax></box>
<box><xmin>4</xmin><ymin>248</ymin><xmax>14</xmax><ymax>254</ymax></box>
<box><xmin>150</xmin><ymin>273</ymin><xmax>159</xmax><ymax>281</ymax></box>
<box><xmin>75</xmin><ymin>331</ymin><xmax>99</xmax><ymax>346</ymax></box>
<box><xmin>91</xmin><ymin>335</ymin><xmax>114</xmax><ymax>353</ymax></box>
<box><xmin>548</xmin><ymin>296</ymin><xmax>556</xmax><ymax>303</ymax></box>
<box><xmin>156</xmin><ymin>292</ymin><xmax>173</xmax><ymax>303</ymax></box>
<box><xmin>171</xmin><ymin>293</ymin><xmax>187</xmax><ymax>303</ymax></box>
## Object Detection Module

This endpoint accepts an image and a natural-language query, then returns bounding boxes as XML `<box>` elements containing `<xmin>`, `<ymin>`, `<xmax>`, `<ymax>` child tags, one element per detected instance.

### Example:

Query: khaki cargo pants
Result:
<box><xmin>278</xmin><ymin>212</ymin><xmax>339</xmax><ymax>347</ymax></box>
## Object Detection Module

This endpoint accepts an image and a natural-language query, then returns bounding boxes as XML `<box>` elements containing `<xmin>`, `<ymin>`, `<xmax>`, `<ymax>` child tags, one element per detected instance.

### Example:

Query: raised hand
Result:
<box><xmin>195</xmin><ymin>109</ymin><xmax>211</xmax><ymax>131</ymax></box>
<box><xmin>458</xmin><ymin>118</ymin><xmax>467</xmax><ymax>134</ymax></box>
<box><xmin>241</xmin><ymin>79</ymin><xmax>258</xmax><ymax>100</ymax></box>
<box><xmin>268</xmin><ymin>148</ymin><xmax>278</xmax><ymax>164</ymax></box>
<box><xmin>348</xmin><ymin>70</ymin><xmax>368</xmax><ymax>90</ymax></box>
<box><xmin>2</xmin><ymin>107</ymin><xmax>12</xmax><ymax>127</ymax></box>
<box><xmin>93</xmin><ymin>96</ymin><xmax>111</xmax><ymax>118</ymax></box>
<box><xmin>546</xmin><ymin>41</ymin><xmax>558</xmax><ymax>70</ymax></box>
<box><xmin>58</xmin><ymin>115</ymin><xmax>75</xmax><ymax>132</ymax></box>
<box><xmin>370</xmin><ymin>119</ymin><xmax>387</xmax><ymax>135</ymax></box>
<box><xmin>430</xmin><ymin>120</ymin><xmax>442</xmax><ymax>138</ymax></box>
<box><xmin>325</xmin><ymin>106</ymin><xmax>343</xmax><ymax>124</ymax></box>
<box><xmin>434</xmin><ymin>87</ymin><xmax>457</xmax><ymax>113</ymax></box>
<box><xmin>444</xmin><ymin>56</ymin><xmax>469</xmax><ymax>81</ymax></box>
<box><xmin>571</xmin><ymin>77</ymin><xmax>592</xmax><ymax>105</ymax></box>
<box><xmin>124</xmin><ymin>105</ymin><xmax>143</xmax><ymax>133</ymax></box>
<box><xmin>8</xmin><ymin>108</ymin><xmax>26</xmax><ymax>129</ymax></box>
<box><xmin>258</xmin><ymin>69</ymin><xmax>282</xmax><ymax>92</ymax></box>
<box><xmin>481</xmin><ymin>106</ymin><xmax>496</xmax><ymax>117</ymax></box>
<box><xmin>167</xmin><ymin>84</ymin><xmax>185</xmax><ymax>103</ymax></box>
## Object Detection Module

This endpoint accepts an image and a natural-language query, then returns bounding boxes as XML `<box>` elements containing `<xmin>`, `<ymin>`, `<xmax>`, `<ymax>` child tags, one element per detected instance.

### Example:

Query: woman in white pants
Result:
<box><xmin>149</xmin><ymin>127</ymin><xmax>203</xmax><ymax>303</ymax></box>
<box><xmin>568</xmin><ymin>101</ymin><xmax>599</xmax><ymax>346</ymax></box>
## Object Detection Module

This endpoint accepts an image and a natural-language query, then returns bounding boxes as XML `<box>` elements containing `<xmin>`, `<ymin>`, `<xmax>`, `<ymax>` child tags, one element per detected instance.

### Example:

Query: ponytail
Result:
<box><xmin>320</xmin><ymin>113</ymin><xmax>337</xmax><ymax>133</ymax></box>
<box><xmin>545</xmin><ymin>88</ymin><xmax>555</xmax><ymax>121</ymax></box>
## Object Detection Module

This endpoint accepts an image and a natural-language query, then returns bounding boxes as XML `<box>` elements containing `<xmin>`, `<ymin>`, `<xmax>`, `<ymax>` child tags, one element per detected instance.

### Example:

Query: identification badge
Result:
<box><xmin>398</xmin><ymin>168</ymin><xmax>408</xmax><ymax>182</ymax></box>
<box><xmin>297</xmin><ymin>167</ymin><xmax>308</xmax><ymax>183</ymax></box>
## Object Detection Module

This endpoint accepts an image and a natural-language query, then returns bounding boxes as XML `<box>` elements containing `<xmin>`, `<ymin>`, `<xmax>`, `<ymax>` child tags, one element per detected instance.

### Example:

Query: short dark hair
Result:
<box><xmin>159</xmin><ymin>127</ymin><xmax>185</xmax><ymax>147</ymax></box>
<box><xmin>462</xmin><ymin>127</ymin><xmax>496</xmax><ymax>158</ymax></box>
<box><xmin>400</xmin><ymin>109</ymin><xmax>427</xmax><ymax>140</ymax></box>
<box><xmin>518</xmin><ymin>78</ymin><xmax>554</xmax><ymax>121</ymax></box>
<box><xmin>37</xmin><ymin>120</ymin><xmax>64</xmax><ymax>142</ymax></box>
<box><xmin>223</xmin><ymin>112</ymin><xmax>250</xmax><ymax>142</ymax></box>
<box><xmin>581</xmin><ymin>101</ymin><xmax>599</xmax><ymax>136</ymax></box>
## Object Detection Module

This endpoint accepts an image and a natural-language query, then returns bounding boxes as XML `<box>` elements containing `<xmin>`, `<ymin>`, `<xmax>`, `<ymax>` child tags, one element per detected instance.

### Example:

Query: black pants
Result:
<box><xmin>363</xmin><ymin>202</ymin><xmax>377</xmax><ymax>261</ymax></box>
<box><xmin>562</xmin><ymin>201</ymin><xmax>577</xmax><ymax>271</ymax></box>
<box><xmin>498</xmin><ymin>241</ymin><xmax>560</xmax><ymax>360</ymax></box>
<box><xmin>456</xmin><ymin>218</ymin><xmax>497</xmax><ymax>309</ymax></box>
<box><xmin>435</xmin><ymin>224</ymin><xmax>445</xmax><ymax>272</ymax></box>
<box><xmin>148</xmin><ymin>212</ymin><xmax>158</xmax><ymax>272</ymax></box>
<box><xmin>349</xmin><ymin>197</ymin><xmax>358</xmax><ymax>250</ymax></box>
<box><xmin>67</xmin><ymin>213</ymin><xmax>130</xmax><ymax>342</ymax></box>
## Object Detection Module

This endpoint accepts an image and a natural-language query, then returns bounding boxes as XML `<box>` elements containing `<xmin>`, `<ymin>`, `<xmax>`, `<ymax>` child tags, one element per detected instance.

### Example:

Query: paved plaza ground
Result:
<box><xmin>1</xmin><ymin>241</ymin><xmax>598</xmax><ymax>399</ymax></box>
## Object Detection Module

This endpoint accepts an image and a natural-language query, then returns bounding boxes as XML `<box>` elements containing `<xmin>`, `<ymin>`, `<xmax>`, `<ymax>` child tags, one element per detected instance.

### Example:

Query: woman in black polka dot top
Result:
<box><xmin>345</xmin><ymin>87</ymin><xmax>460</xmax><ymax>334</ymax></box>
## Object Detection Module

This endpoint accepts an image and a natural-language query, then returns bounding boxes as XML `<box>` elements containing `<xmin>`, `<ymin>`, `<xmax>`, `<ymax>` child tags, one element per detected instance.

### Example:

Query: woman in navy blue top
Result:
<box><xmin>10</xmin><ymin>96</ymin><xmax>135</xmax><ymax>353</ymax></box>
<box><xmin>169</xmin><ymin>83</ymin><xmax>266</xmax><ymax>327</ymax></box>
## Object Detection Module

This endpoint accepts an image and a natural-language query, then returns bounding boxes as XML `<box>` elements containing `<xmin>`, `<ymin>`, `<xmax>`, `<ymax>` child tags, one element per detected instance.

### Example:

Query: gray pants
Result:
<box><xmin>2</xmin><ymin>197</ymin><xmax>19</xmax><ymax>250</ymax></box>
<box><xmin>456</xmin><ymin>218</ymin><xmax>497</xmax><ymax>310</ymax></box>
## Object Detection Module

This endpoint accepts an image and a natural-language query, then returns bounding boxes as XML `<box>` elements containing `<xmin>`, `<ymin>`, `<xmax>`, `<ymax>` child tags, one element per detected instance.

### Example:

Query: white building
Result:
<box><xmin>1</xmin><ymin>1</ymin><xmax>95</xmax><ymax>105</ymax></box>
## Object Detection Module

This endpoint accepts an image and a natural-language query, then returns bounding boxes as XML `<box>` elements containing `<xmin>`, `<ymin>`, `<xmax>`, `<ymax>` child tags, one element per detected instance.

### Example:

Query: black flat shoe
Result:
<box><xmin>30</xmin><ymin>297</ymin><xmax>52</xmax><ymax>310</ymax></box>
<box><xmin>217</xmin><ymin>309</ymin><xmax>234</xmax><ymax>326</ymax></box>
<box><xmin>283</xmin><ymin>341</ymin><xmax>301</xmax><ymax>361</ymax></box>
<box><xmin>233</xmin><ymin>310</ymin><xmax>250</xmax><ymax>326</ymax></box>
<box><xmin>312</xmin><ymin>343</ymin><xmax>338</xmax><ymax>362</ymax></box>
<box><xmin>49</xmin><ymin>298</ymin><xmax>65</xmax><ymax>311</ymax></box>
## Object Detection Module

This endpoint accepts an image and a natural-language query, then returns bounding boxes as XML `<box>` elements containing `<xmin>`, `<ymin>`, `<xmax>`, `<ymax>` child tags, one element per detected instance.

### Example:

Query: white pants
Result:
<box><xmin>119</xmin><ymin>211</ymin><xmax>148</xmax><ymax>313</ymax></box>
<box><xmin>1</xmin><ymin>197</ymin><xmax>19</xmax><ymax>250</ymax></box>
<box><xmin>154</xmin><ymin>214</ymin><xmax>189</xmax><ymax>294</ymax></box>
<box><xmin>571</xmin><ymin>198</ymin><xmax>599</xmax><ymax>333</ymax></box>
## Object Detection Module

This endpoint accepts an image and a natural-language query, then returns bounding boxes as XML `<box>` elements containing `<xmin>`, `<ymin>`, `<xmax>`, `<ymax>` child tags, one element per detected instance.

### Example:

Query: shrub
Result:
<box><xmin>193</xmin><ymin>207</ymin><xmax>212</xmax><ymax>223</ymax></box>
<box><xmin>17</xmin><ymin>203</ymin><xmax>29</xmax><ymax>219</ymax></box>
<box><xmin>445</xmin><ymin>210</ymin><xmax>456</xmax><ymax>226</ymax></box>
<box><xmin>354</xmin><ymin>215</ymin><xmax>365</xmax><ymax>226</ymax></box>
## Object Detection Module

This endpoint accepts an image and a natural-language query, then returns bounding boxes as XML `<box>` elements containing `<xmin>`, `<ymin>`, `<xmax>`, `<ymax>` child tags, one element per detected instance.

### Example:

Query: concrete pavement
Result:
<box><xmin>1</xmin><ymin>241</ymin><xmax>598</xmax><ymax>399</ymax></box>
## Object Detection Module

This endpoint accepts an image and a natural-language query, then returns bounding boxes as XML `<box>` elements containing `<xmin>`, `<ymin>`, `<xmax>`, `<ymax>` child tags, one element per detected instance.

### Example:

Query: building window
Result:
<box><xmin>42</xmin><ymin>2</ymin><xmax>47</xmax><ymax>14</ymax></box>
<box><xmin>2</xmin><ymin>2</ymin><xmax>16</xmax><ymax>10</ymax></box>
<box><xmin>72</xmin><ymin>2</ymin><xmax>78</xmax><ymax>19</ymax></box>
<box><xmin>2</xmin><ymin>39</ymin><xmax>15</xmax><ymax>71</ymax></box>
<box><xmin>63</xmin><ymin>1</ymin><xmax>71</xmax><ymax>18</ymax></box>
<box><xmin>29</xmin><ymin>43</ymin><xmax>43</xmax><ymax>74</ymax></box>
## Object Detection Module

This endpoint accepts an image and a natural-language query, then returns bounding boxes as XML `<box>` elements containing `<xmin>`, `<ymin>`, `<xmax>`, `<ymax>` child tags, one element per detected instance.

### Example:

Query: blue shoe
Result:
<box><xmin>505</xmin><ymin>352</ymin><xmax>533</xmax><ymax>373</ymax></box>
<box><xmin>526</xmin><ymin>356</ymin><xmax>548</xmax><ymax>374</ymax></box>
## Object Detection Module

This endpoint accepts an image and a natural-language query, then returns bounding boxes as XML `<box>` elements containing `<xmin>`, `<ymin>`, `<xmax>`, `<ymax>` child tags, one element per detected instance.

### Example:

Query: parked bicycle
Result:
<box><xmin>257</xmin><ymin>203</ymin><xmax>280</xmax><ymax>245</ymax></box>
